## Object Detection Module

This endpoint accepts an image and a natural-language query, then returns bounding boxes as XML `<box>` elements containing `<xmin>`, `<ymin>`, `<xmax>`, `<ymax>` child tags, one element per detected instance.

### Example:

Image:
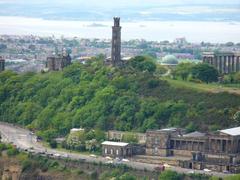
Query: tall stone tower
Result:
<box><xmin>111</xmin><ymin>17</ymin><xmax>122</xmax><ymax>66</ymax></box>
<box><xmin>0</xmin><ymin>56</ymin><xmax>5</xmax><ymax>72</ymax></box>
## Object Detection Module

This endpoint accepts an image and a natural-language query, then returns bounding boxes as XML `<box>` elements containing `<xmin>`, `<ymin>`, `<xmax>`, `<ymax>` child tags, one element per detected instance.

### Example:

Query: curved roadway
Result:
<box><xmin>0</xmin><ymin>122</ymin><xmax>230</xmax><ymax>178</ymax></box>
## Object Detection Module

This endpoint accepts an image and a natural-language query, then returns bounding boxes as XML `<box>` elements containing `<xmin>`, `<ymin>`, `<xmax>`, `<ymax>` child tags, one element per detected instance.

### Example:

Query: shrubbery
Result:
<box><xmin>6</xmin><ymin>146</ymin><xmax>19</xmax><ymax>156</ymax></box>
<box><xmin>0</xmin><ymin>56</ymin><xmax>240</xmax><ymax>139</ymax></box>
<box><xmin>172</xmin><ymin>63</ymin><xmax>218</xmax><ymax>83</ymax></box>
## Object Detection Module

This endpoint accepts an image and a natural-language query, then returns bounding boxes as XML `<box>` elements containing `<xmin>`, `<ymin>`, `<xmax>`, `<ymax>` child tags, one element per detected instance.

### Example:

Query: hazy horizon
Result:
<box><xmin>0</xmin><ymin>0</ymin><xmax>239</xmax><ymax>42</ymax></box>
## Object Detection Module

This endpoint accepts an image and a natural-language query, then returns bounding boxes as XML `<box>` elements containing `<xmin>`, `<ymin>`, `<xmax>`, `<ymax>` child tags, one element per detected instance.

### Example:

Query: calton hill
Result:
<box><xmin>0</xmin><ymin>55</ymin><xmax>240</xmax><ymax>141</ymax></box>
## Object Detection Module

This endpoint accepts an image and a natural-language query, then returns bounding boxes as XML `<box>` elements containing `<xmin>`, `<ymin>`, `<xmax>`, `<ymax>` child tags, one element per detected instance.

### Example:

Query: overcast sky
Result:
<box><xmin>1</xmin><ymin>0</ymin><xmax>240</xmax><ymax>5</ymax></box>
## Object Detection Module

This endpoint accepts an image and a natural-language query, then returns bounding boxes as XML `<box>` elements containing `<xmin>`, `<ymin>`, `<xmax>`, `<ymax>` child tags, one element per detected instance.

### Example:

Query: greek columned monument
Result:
<box><xmin>202</xmin><ymin>52</ymin><xmax>240</xmax><ymax>74</ymax></box>
<box><xmin>111</xmin><ymin>17</ymin><xmax>122</xmax><ymax>66</ymax></box>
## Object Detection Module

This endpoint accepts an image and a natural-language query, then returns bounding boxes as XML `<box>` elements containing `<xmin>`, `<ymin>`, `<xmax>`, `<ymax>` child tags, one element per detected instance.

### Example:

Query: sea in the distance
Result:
<box><xmin>0</xmin><ymin>16</ymin><xmax>240</xmax><ymax>43</ymax></box>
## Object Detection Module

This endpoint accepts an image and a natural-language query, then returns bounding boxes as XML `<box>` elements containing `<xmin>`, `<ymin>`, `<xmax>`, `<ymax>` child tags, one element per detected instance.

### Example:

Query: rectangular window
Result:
<box><xmin>105</xmin><ymin>148</ymin><xmax>107</xmax><ymax>154</ymax></box>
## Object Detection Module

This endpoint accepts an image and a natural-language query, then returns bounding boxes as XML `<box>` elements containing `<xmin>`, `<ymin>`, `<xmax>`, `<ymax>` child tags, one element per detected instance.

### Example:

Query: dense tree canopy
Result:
<box><xmin>0</xmin><ymin>56</ymin><xmax>240</xmax><ymax>140</ymax></box>
<box><xmin>173</xmin><ymin>63</ymin><xmax>218</xmax><ymax>83</ymax></box>
<box><xmin>191</xmin><ymin>63</ymin><xmax>218</xmax><ymax>83</ymax></box>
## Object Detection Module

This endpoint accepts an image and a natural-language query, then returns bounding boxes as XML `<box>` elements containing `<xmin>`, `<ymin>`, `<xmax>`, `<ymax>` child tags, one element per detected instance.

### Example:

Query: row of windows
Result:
<box><xmin>105</xmin><ymin>148</ymin><xmax>119</xmax><ymax>155</ymax></box>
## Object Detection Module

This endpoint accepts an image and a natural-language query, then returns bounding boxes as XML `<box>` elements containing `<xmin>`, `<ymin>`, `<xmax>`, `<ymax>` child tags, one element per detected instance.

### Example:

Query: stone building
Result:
<box><xmin>107</xmin><ymin>130</ymin><xmax>146</xmax><ymax>144</ymax></box>
<box><xmin>101</xmin><ymin>141</ymin><xmax>132</xmax><ymax>158</ymax></box>
<box><xmin>146</xmin><ymin>127</ymin><xmax>240</xmax><ymax>173</ymax></box>
<box><xmin>46</xmin><ymin>53</ymin><xmax>71</xmax><ymax>71</ymax></box>
<box><xmin>202</xmin><ymin>52</ymin><xmax>240</xmax><ymax>74</ymax></box>
<box><xmin>0</xmin><ymin>56</ymin><xmax>5</xmax><ymax>72</ymax></box>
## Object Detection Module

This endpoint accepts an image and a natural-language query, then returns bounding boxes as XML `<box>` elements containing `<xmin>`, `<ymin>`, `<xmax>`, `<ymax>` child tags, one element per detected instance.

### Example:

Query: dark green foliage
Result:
<box><xmin>129</xmin><ymin>56</ymin><xmax>156</xmax><ymax>73</ymax></box>
<box><xmin>6</xmin><ymin>146</ymin><xmax>19</xmax><ymax>156</ymax></box>
<box><xmin>158</xmin><ymin>170</ymin><xmax>183</xmax><ymax>180</ymax></box>
<box><xmin>49</xmin><ymin>139</ymin><xmax>57</xmax><ymax>148</ymax></box>
<box><xmin>173</xmin><ymin>63</ymin><xmax>194</xmax><ymax>80</ymax></box>
<box><xmin>173</xmin><ymin>63</ymin><xmax>219</xmax><ymax>83</ymax></box>
<box><xmin>22</xmin><ymin>159</ymin><xmax>35</xmax><ymax>172</ymax></box>
<box><xmin>191</xmin><ymin>63</ymin><xmax>218</xmax><ymax>83</ymax></box>
<box><xmin>0</xmin><ymin>56</ymin><xmax>240</xmax><ymax>138</ymax></box>
<box><xmin>118</xmin><ymin>172</ymin><xmax>137</xmax><ymax>180</ymax></box>
<box><xmin>0</xmin><ymin>143</ymin><xmax>6</xmax><ymax>151</ymax></box>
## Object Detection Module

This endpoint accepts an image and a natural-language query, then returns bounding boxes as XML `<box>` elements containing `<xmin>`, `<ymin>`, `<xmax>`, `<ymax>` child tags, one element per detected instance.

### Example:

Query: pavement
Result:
<box><xmin>0</xmin><ymin>122</ymin><xmax>232</xmax><ymax>178</ymax></box>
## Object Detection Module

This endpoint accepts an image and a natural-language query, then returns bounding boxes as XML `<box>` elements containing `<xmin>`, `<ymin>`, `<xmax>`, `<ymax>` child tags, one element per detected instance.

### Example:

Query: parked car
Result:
<box><xmin>105</xmin><ymin>156</ymin><xmax>112</xmax><ymax>160</ymax></box>
<box><xmin>90</xmin><ymin>154</ymin><xmax>97</xmax><ymax>158</ymax></box>
<box><xmin>223</xmin><ymin>170</ymin><xmax>230</xmax><ymax>174</ymax></box>
<box><xmin>115</xmin><ymin>157</ymin><xmax>120</xmax><ymax>161</ymax></box>
<box><xmin>61</xmin><ymin>154</ymin><xmax>69</xmax><ymax>158</ymax></box>
<box><xmin>203</xmin><ymin>168</ymin><xmax>212</xmax><ymax>172</ymax></box>
<box><xmin>122</xmin><ymin>159</ymin><xmax>129</xmax><ymax>162</ymax></box>
<box><xmin>53</xmin><ymin>153</ymin><xmax>61</xmax><ymax>158</ymax></box>
<box><xmin>106</xmin><ymin>160</ymin><xmax>113</xmax><ymax>164</ymax></box>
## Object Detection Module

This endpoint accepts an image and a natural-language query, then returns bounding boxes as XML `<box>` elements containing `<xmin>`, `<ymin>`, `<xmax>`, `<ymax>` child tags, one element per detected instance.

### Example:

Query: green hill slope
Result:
<box><xmin>0</xmin><ymin>56</ymin><xmax>240</xmax><ymax>139</ymax></box>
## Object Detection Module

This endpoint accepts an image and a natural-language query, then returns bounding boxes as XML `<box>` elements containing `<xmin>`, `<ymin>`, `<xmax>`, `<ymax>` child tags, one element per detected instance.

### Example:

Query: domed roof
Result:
<box><xmin>162</xmin><ymin>55</ymin><xmax>178</xmax><ymax>64</ymax></box>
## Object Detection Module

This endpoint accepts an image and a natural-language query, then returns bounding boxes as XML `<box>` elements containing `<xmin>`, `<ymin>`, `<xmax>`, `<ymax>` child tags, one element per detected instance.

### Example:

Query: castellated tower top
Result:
<box><xmin>113</xmin><ymin>17</ymin><xmax>120</xmax><ymax>27</ymax></box>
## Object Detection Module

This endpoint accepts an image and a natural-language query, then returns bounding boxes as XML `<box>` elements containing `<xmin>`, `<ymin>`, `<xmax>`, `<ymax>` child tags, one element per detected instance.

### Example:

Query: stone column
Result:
<box><xmin>203</xmin><ymin>57</ymin><xmax>206</xmax><ymax>63</ymax></box>
<box><xmin>227</xmin><ymin>140</ymin><xmax>231</xmax><ymax>153</ymax></box>
<box><xmin>219</xmin><ymin>56</ymin><xmax>222</xmax><ymax>74</ymax></box>
<box><xmin>223</xmin><ymin>56</ymin><xmax>227</xmax><ymax>74</ymax></box>
<box><xmin>216</xmin><ymin>56</ymin><xmax>219</xmax><ymax>71</ymax></box>
<box><xmin>232</xmin><ymin>56</ymin><xmax>235</xmax><ymax>72</ymax></box>
<box><xmin>236</xmin><ymin>56</ymin><xmax>240</xmax><ymax>72</ymax></box>
<box><xmin>206</xmin><ymin>57</ymin><xmax>209</xmax><ymax>64</ymax></box>
<box><xmin>228</xmin><ymin>56</ymin><xmax>231</xmax><ymax>73</ymax></box>
<box><xmin>211</xmin><ymin>139</ymin><xmax>216</xmax><ymax>152</ymax></box>
<box><xmin>211</xmin><ymin>57</ymin><xmax>214</xmax><ymax>65</ymax></box>
<box><xmin>209</xmin><ymin>57</ymin><xmax>212</xmax><ymax>65</ymax></box>
<box><xmin>213</xmin><ymin>56</ymin><xmax>218</xmax><ymax>69</ymax></box>
<box><xmin>220</xmin><ymin>140</ymin><xmax>223</xmax><ymax>153</ymax></box>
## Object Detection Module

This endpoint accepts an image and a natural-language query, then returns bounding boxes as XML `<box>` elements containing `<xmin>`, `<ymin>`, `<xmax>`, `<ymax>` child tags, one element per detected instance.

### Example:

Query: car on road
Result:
<box><xmin>61</xmin><ymin>154</ymin><xmax>69</xmax><ymax>158</ymax></box>
<box><xmin>203</xmin><ymin>168</ymin><xmax>212</xmax><ymax>172</ymax></box>
<box><xmin>105</xmin><ymin>156</ymin><xmax>112</xmax><ymax>160</ymax></box>
<box><xmin>115</xmin><ymin>157</ymin><xmax>120</xmax><ymax>161</ymax></box>
<box><xmin>90</xmin><ymin>154</ymin><xmax>97</xmax><ymax>158</ymax></box>
<box><xmin>223</xmin><ymin>170</ymin><xmax>230</xmax><ymax>174</ymax></box>
<box><xmin>38</xmin><ymin>151</ymin><xmax>46</xmax><ymax>155</ymax></box>
<box><xmin>187</xmin><ymin>170</ymin><xmax>195</xmax><ymax>174</ymax></box>
<box><xmin>28</xmin><ymin>149</ymin><xmax>35</xmax><ymax>153</ymax></box>
<box><xmin>106</xmin><ymin>160</ymin><xmax>113</xmax><ymax>164</ymax></box>
<box><xmin>79</xmin><ymin>158</ymin><xmax>86</xmax><ymax>163</ymax></box>
<box><xmin>47</xmin><ymin>153</ymin><xmax>54</xmax><ymax>157</ymax></box>
<box><xmin>122</xmin><ymin>159</ymin><xmax>129</xmax><ymax>162</ymax></box>
<box><xmin>53</xmin><ymin>153</ymin><xmax>61</xmax><ymax>158</ymax></box>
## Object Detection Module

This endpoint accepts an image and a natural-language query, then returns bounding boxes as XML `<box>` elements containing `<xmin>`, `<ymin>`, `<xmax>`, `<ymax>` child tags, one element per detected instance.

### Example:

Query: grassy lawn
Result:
<box><xmin>40</xmin><ymin>141</ymin><xmax>101</xmax><ymax>156</ymax></box>
<box><xmin>163</xmin><ymin>78</ymin><xmax>240</xmax><ymax>95</ymax></box>
<box><xmin>56</xmin><ymin>147</ymin><xmax>101</xmax><ymax>156</ymax></box>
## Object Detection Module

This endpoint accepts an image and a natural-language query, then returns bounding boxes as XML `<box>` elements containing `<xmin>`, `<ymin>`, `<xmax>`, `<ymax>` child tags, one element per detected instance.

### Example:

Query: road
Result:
<box><xmin>0</xmin><ymin>122</ymin><xmax>231</xmax><ymax>178</ymax></box>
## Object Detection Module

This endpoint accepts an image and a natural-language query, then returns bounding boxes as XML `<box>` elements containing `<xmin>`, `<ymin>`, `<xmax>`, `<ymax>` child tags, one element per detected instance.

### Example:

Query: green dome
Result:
<box><xmin>162</xmin><ymin>55</ymin><xmax>178</xmax><ymax>64</ymax></box>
